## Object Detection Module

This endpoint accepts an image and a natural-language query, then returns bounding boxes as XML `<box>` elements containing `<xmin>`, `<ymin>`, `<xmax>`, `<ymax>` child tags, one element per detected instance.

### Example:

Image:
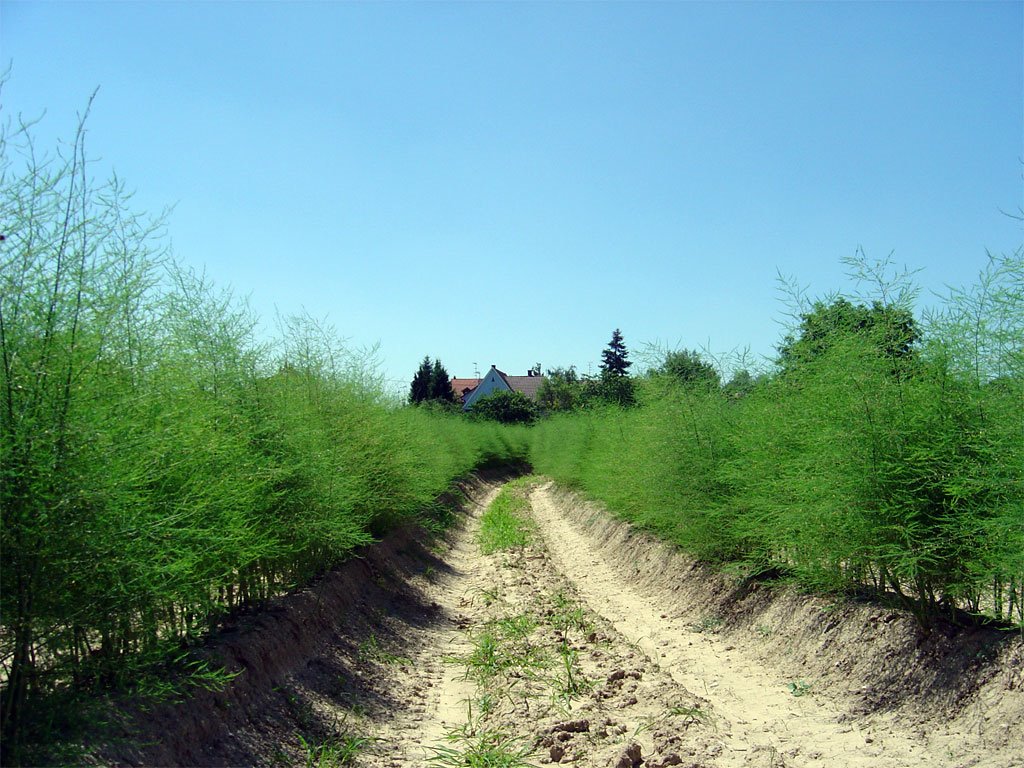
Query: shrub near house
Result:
<box><xmin>470</xmin><ymin>390</ymin><xmax>539</xmax><ymax>424</ymax></box>
<box><xmin>454</xmin><ymin>365</ymin><xmax>545</xmax><ymax>411</ymax></box>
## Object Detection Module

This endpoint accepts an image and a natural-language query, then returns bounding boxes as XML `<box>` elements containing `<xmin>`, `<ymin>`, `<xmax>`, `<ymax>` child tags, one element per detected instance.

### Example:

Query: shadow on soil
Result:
<box><xmin>42</xmin><ymin>466</ymin><xmax>1020</xmax><ymax>766</ymax></box>
<box><xmin>79</xmin><ymin>466</ymin><xmax>526</xmax><ymax>768</ymax></box>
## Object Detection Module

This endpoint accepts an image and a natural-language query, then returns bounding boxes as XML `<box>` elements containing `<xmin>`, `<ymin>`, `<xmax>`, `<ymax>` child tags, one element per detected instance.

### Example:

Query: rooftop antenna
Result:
<box><xmin>473</xmin><ymin>362</ymin><xmax>480</xmax><ymax>379</ymax></box>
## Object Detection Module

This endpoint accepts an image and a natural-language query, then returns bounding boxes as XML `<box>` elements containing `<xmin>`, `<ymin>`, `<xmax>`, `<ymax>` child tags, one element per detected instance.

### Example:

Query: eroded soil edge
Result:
<box><xmin>92</xmin><ymin>476</ymin><xmax>1021</xmax><ymax>768</ymax></box>
<box><xmin>91</xmin><ymin>472</ymin><xmax>508</xmax><ymax>766</ymax></box>
<box><xmin>529</xmin><ymin>482</ymin><xmax>1022</xmax><ymax>768</ymax></box>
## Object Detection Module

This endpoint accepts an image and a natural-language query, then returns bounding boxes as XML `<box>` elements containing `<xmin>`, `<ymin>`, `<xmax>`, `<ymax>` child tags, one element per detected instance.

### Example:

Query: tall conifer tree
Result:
<box><xmin>409</xmin><ymin>356</ymin><xmax>432</xmax><ymax>404</ymax></box>
<box><xmin>410</xmin><ymin>356</ymin><xmax>455</xmax><ymax>404</ymax></box>
<box><xmin>430</xmin><ymin>359</ymin><xmax>455</xmax><ymax>403</ymax></box>
<box><xmin>600</xmin><ymin>328</ymin><xmax>632</xmax><ymax>378</ymax></box>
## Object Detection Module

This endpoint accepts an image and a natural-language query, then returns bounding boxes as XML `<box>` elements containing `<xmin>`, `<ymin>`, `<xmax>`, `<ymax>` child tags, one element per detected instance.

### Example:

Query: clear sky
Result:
<box><xmin>2</xmin><ymin>1</ymin><xmax>1021</xmax><ymax>392</ymax></box>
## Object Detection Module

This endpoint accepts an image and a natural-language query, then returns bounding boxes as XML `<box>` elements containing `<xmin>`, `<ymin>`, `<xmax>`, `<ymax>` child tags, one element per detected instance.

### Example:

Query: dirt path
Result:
<box><xmin>528</xmin><ymin>482</ymin><xmax>947</xmax><ymax>768</ymax></box>
<box><xmin>350</xmin><ymin>478</ymin><xmax>1020</xmax><ymax>768</ymax></box>
<box><xmin>529</xmin><ymin>482</ymin><xmax>1023</xmax><ymax>768</ymax></box>
<box><xmin>95</xmin><ymin>474</ymin><xmax>1020</xmax><ymax>767</ymax></box>
<box><xmin>361</xmin><ymin>483</ymin><xmax>500</xmax><ymax>763</ymax></box>
<box><xmin>358</xmin><ymin>478</ymin><xmax>723</xmax><ymax>767</ymax></box>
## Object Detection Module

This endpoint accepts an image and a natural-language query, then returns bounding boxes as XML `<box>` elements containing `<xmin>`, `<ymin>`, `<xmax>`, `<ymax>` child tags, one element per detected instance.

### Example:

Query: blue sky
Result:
<box><xmin>2</xmin><ymin>1</ymin><xmax>1021</xmax><ymax>392</ymax></box>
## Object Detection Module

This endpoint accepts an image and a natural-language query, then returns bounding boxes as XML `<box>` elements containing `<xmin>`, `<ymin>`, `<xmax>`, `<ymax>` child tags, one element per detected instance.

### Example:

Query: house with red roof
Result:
<box><xmin>452</xmin><ymin>365</ymin><xmax>545</xmax><ymax>411</ymax></box>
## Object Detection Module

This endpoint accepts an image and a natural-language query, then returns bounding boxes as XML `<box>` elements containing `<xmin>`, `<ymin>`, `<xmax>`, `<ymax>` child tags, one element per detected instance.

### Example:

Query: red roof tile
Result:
<box><xmin>450</xmin><ymin>378</ymin><xmax>481</xmax><ymax>401</ymax></box>
<box><xmin>505</xmin><ymin>376</ymin><xmax>544</xmax><ymax>400</ymax></box>
<box><xmin>450</xmin><ymin>372</ymin><xmax>545</xmax><ymax>402</ymax></box>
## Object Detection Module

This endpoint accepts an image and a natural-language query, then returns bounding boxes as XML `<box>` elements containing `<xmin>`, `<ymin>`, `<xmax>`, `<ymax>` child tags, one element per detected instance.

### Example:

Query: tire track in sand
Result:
<box><xmin>352</xmin><ymin>483</ymin><xmax>499</xmax><ymax>766</ymax></box>
<box><xmin>415</xmin><ymin>484</ymin><xmax>498</xmax><ymax>749</ymax></box>
<box><xmin>528</xmin><ymin>481</ymin><xmax>958</xmax><ymax>768</ymax></box>
<box><xmin>360</xmin><ymin>477</ymin><xmax>724</xmax><ymax>767</ymax></box>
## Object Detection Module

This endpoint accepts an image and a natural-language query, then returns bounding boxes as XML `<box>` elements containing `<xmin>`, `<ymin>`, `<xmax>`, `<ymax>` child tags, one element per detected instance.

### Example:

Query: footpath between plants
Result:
<box><xmin>88</xmin><ymin>474</ymin><xmax>1021</xmax><ymax>768</ymax></box>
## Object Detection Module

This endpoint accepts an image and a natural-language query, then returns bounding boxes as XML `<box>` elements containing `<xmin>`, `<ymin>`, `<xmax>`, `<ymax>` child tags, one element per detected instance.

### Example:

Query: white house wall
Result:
<box><xmin>462</xmin><ymin>367</ymin><xmax>512</xmax><ymax>410</ymax></box>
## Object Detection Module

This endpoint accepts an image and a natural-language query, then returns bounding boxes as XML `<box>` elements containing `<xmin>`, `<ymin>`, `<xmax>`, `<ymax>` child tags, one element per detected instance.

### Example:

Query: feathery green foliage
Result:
<box><xmin>0</xmin><ymin>99</ymin><xmax>529</xmax><ymax>762</ymax></box>
<box><xmin>532</xmin><ymin>252</ymin><xmax>1023</xmax><ymax>628</ymax></box>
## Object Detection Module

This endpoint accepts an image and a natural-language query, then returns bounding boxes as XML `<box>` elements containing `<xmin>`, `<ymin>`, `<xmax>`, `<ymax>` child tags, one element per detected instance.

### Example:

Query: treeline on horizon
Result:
<box><xmin>531</xmin><ymin>253</ymin><xmax>1023</xmax><ymax>632</ymax></box>
<box><xmin>0</xmin><ymin>107</ymin><xmax>530</xmax><ymax>758</ymax></box>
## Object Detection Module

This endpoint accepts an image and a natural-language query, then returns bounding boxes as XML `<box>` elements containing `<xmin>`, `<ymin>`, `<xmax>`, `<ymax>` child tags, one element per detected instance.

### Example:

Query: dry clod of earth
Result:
<box><xmin>91</xmin><ymin>474</ymin><xmax>1022</xmax><ymax>768</ymax></box>
<box><xmin>613</xmin><ymin>742</ymin><xmax>643</xmax><ymax>767</ymax></box>
<box><xmin>552</xmin><ymin>719</ymin><xmax>591</xmax><ymax>734</ymax></box>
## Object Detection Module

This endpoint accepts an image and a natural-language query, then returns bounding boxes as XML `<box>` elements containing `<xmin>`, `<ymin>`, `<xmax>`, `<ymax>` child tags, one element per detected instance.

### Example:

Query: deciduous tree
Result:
<box><xmin>536</xmin><ymin>366</ymin><xmax>583</xmax><ymax>412</ymax></box>
<box><xmin>777</xmin><ymin>298</ymin><xmax>920</xmax><ymax>374</ymax></box>
<box><xmin>657</xmin><ymin>349</ymin><xmax>720</xmax><ymax>390</ymax></box>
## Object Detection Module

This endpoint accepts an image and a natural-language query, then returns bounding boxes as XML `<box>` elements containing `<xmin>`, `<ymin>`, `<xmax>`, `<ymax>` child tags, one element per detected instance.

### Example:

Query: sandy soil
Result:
<box><xmin>92</xmin><ymin>475</ymin><xmax>1022</xmax><ymax>768</ymax></box>
<box><xmin>526</xmin><ymin>482</ymin><xmax>1022</xmax><ymax>768</ymax></box>
<box><xmin>356</xmin><ymin>480</ymin><xmax>721</xmax><ymax>768</ymax></box>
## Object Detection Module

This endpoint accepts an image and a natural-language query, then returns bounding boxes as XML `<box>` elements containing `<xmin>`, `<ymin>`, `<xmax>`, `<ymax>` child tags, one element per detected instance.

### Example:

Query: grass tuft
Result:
<box><xmin>479</xmin><ymin>484</ymin><xmax>535</xmax><ymax>554</ymax></box>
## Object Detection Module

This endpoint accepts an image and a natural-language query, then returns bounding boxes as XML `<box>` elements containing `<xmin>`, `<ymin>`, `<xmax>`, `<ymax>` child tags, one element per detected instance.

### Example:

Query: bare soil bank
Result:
<box><xmin>88</xmin><ymin>471</ymin><xmax>509</xmax><ymax>766</ymax></box>
<box><xmin>529</xmin><ymin>483</ymin><xmax>1023</xmax><ymax>767</ymax></box>
<box><xmin>88</xmin><ymin>475</ymin><xmax>1021</xmax><ymax>767</ymax></box>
